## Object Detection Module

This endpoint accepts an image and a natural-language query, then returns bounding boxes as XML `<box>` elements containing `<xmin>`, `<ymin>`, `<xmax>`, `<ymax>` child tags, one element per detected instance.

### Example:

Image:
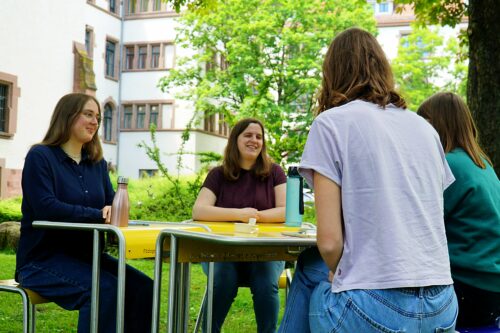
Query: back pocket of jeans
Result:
<box><xmin>334</xmin><ymin>298</ymin><xmax>404</xmax><ymax>333</ymax></box>
<box><xmin>434</xmin><ymin>313</ymin><xmax>457</xmax><ymax>332</ymax></box>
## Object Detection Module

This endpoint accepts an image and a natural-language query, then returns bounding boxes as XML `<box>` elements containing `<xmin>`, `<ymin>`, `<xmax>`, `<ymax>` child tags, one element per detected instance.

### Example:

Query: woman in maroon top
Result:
<box><xmin>193</xmin><ymin>118</ymin><xmax>287</xmax><ymax>333</ymax></box>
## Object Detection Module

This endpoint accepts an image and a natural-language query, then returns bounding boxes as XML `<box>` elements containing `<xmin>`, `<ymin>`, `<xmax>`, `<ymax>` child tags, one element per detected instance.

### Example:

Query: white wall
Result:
<box><xmin>0</xmin><ymin>0</ymin><xmax>85</xmax><ymax>169</ymax></box>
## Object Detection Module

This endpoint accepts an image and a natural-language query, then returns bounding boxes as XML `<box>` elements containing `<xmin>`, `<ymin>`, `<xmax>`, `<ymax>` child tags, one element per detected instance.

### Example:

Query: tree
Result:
<box><xmin>394</xmin><ymin>0</ymin><xmax>500</xmax><ymax>174</ymax></box>
<box><xmin>392</xmin><ymin>24</ymin><xmax>467</xmax><ymax>111</ymax></box>
<box><xmin>159</xmin><ymin>0</ymin><xmax>376</xmax><ymax>165</ymax></box>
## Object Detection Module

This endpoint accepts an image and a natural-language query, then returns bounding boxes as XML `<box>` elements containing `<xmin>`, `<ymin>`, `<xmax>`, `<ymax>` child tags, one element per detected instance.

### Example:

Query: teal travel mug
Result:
<box><xmin>285</xmin><ymin>166</ymin><xmax>304</xmax><ymax>227</ymax></box>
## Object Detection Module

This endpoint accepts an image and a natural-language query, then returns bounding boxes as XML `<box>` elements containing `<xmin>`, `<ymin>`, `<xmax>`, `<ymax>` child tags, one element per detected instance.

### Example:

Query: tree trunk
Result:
<box><xmin>467</xmin><ymin>0</ymin><xmax>500</xmax><ymax>175</ymax></box>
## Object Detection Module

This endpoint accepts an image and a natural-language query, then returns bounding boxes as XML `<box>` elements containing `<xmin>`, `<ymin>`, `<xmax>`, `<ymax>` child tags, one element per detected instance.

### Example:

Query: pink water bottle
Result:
<box><xmin>110</xmin><ymin>176</ymin><xmax>130</xmax><ymax>227</ymax></box>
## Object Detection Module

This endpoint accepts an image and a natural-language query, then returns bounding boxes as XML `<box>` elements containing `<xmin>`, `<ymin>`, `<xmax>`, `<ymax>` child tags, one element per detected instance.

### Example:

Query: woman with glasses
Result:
<box><xmin>16</xmin><ymin>93</ymin><xmax>153</xmax><ymax>332</ymax></box>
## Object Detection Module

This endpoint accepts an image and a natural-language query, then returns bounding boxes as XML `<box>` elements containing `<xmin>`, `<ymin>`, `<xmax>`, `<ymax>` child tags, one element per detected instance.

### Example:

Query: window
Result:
<box><xmin>121</xmin><ymin>102</ymin><xmax>173</xmax><ymax>130</ymax></box>
<box><xmin>128</xmin><ymin>0</ymin><xmax>137</xmax><ymax>13</ymax></box>
<box><xmin>204</xmin><ymin>111</ymin><xmax>229</xmax><ymax>136</ymax></box>
<box><xmin>123</xmin><ymin>105</ymin><xmax>133</xmax><ymax>129</ymax></box>
<box><xmin>138</xmin><ymin>46</ymin><xmax>147</xmax><ymax>69</ymax></box>
<box><xmin>164</xmin><ymin>44</ymin><xmax>175</xmax><ymax>69</ymax></box>
<box><xmin>151</xmin><ymin>45</ymin><xmax>160</xmax><ymax>68</ymax></box>
<box><xmin>139</xmin><ymin>169</ymin><xmax>158</xmax><ymax>178</ymax></box>
<box><xmin>109</xmin><ymin>0</ymin><xmax>117</xmax><ymax>13</ymax></box>
<box><xmin>136</xmin><ymin>105</ymin><xmax>146</xmax><ymax>128</ymax></box>
<box><xmin>162</xmin><ymin>104</ymin><xmax>174</xmax><ymax>129</ymax></box>
<box><xmin>123</xmin><ymin>42</ymin><xmax>175</xmax><ymax>71</ymax></box>
<box><xmin>125</xmin><ymin>47</ymin><xmax>134</xmax><ymax>70</ymax></box>
<box><xmin>105</xmin><ymin>40</ymin><xmax>116</xmax><ymax>78</ymax></box>
<box><xmin>150</xmin><ymin>105</ymin><xmax>159</xmax><ymax>127</ymax></box>
<box><xmin>0</xmin><ymin>84</ymin><xmax>7</xmax><ymax>132</ymax></box>
<box><xmin>141</xmin><ymin>0</ymin><xmax>149</xmax><ymax>12</ymax></box>
<box><xmin>103</xmin><ymin>103</ymin><xmax>113</xmax><ymax>141</ymax></box>
<box><xmin>153</xmin><ymin>0</ymin><xmax>162</xmax><ymax>11</ymax></box>
<box><xmin>378</xmin><ymin>2</ymin><xmax>389</xmax><ymax>13</ymax></box>
<box><xmin>0</xmin><ymin>72</ymin><xmax>20</xmax><ymax>138</ymax></box>
<box><xmin>85</xmin><ymin>27</ymin><xmax>94</xmax><ymax>57</ymax></box>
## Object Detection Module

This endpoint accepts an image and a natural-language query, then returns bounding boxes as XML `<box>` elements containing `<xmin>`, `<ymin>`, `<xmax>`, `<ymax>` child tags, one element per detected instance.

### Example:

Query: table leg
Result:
<box><xmin>167</xmin><ymin>235</ymin><xmax>178</xmax><ymax>333</ymax></box>
<box><xmin>115</xmin><ymin>229</ymin><xmax>127</xmax><ymax>333</ymax></box>
<box><xmin>152</xmin><ymin>232</ymin><xmax>167</xmax><ymax>333</ymax></box>
<box><xmin>206</xmin><ymin>262</ymin><xmax>214</xmax><ymax>333</ymax></box>
<box><xmin>90</xmin><ymin>230</ymin><xmax>101</xmax><ymax>333</ymax></box>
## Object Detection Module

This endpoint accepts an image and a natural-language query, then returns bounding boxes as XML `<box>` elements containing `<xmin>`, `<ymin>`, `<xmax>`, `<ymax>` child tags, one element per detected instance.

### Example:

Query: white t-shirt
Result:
<box><xmin>300</xmin><ymin>100</ymin><xmax>455</xmax><ymax>292</ymax></box>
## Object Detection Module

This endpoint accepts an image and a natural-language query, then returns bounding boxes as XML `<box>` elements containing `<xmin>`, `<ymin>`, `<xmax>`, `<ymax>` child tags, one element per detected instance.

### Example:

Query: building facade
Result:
<box><xmin>0</xmin><ymin>0</ymin><xmax>228</xmax><ymax>198</ymax></box>
<box><xmin>0</xmin><ymin>0</ymin><xmax>466</xmax><ymax>198</ymax></box>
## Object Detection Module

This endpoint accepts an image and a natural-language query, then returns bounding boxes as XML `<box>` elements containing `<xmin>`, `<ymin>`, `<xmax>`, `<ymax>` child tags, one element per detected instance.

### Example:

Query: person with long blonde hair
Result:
<box><xmin>279</xmin><ymin>28</ymin><xmax>458</xmax><ymax>333</ymax></box>
<box><xmin>418</xmin><ymin>92</ymin><xmax>500</xmax><ymax>327</ymax></box>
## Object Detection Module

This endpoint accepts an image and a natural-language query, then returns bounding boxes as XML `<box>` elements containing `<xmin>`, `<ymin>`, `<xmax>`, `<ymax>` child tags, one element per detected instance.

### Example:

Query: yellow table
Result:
<box><xmin>151</xmin><ymin>221</ymin><xmax>317</xmax><ymax>333</ymax></box>
<box><xmin>32</xmin><ymin>220</ymin><xmax>206</xmax><ymax>333</ymax></box>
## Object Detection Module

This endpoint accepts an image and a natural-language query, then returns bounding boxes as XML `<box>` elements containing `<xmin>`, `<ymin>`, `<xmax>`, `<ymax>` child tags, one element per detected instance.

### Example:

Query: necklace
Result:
<box><xmin>61</xmin><ymin>148</ymin><xmax>82</xmax><ymax>162</ymax></box>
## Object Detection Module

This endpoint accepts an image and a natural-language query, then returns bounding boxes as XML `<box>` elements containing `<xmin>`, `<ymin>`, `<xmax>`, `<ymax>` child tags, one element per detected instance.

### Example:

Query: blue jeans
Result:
<box><xmin>201</xmin><ymin>261</ymin><xmax>285</xmax><ymax>333</ymax></box>
<box><xmin>17</xmin><ymin>253</ymin><xmax>153</xmax><ymax>333</ymax></box>
<box><xmin>279</xmin><ymin>248</ymin><xmax>458</xmax><ymax>333</ymax></box>
<box><xmin>279</xmin><ymin>247</ymin><xmax>328</xmax><ymax>333</ymax></box>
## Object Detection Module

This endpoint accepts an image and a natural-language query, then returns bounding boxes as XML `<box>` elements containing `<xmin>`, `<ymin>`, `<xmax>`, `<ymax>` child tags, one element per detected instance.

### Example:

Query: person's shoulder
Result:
<box><xmin>27</xmin><ymin>144</ymin><xmax>55</xmax><ymax>159</ymax></box>
<box><xmin>205</xmin><ymin>165</ymin><xmax>224</xmax><ymax>182</ymax></box>
<box><xmin>271</xmin><ymin>163</ymin><xmax>286</xmax><ymax>175</ymax></box>
<box><xmin>445</xmin><ymin>148</ymin><xmax>480</xmax><ymax>176</ymax></box>
<box><xmin>207</xmin><ymin>165</ymin><xmax>224</xmax><ymax>176</ymax></box>
<box><xmin>446</xmin><ymin>148</ymin><xmax>471</xmax><ymax>165</ymax></box>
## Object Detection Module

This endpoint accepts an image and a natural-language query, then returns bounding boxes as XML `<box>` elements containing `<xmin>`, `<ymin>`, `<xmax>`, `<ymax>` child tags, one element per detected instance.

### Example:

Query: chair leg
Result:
<box><xmin>20</xmin><ymin>289</ymin><xmax>30</xmax><ymax>333</ymax></box>
<box><xmin>29</xmin><ymin>303</ymin><xmax>36</xmax><ymax>333</ymax></box>
<box><xmin>193</xmin><ymin>289</ymin><xmax>207</xmax><ymax>333</ymax></box>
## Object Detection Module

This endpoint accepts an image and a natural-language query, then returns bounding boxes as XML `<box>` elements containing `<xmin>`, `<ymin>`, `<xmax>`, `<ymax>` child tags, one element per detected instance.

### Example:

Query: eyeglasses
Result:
<box><xmin>81</xmin><ymin>111</ymin><xmax>101</xmax><ymax>124</ymax></box>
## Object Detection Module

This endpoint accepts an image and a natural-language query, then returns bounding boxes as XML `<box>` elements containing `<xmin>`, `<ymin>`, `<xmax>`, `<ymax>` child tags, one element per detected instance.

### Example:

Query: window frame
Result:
<box><xmin>85</xmin><ymin>25</ymin><xmax>95</xmax><ymax>58</ymax></box>
<box><xmin>121</xmin><ymin>101</ymin><xmax>174</xmax><ymax>130</ymax></box>
<box><xmin>122</xmin><ymin>42</ymin><xmax>175</xmax><ymax>71</ymax></box>
<box><xmin>0</xmin><ymin>72</ymin><xmax>20</xmax><ymax>139</ymax></box>
<box><xmin>105</xmin><ymin>36</ymin><xmax>120</xmax><ymax>81</ymax></box>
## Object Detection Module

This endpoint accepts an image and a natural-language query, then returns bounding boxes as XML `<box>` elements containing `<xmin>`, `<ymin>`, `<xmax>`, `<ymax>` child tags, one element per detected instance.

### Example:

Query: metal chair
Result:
<box><xmin>193</xmin><ymin>268</ymin><xmax>292</xmax><ymax>333</ymax></box>
<box><xmin>0</xmin><ymin>279</ymin><xmax>50</xmax><ymax>333</ymax></box>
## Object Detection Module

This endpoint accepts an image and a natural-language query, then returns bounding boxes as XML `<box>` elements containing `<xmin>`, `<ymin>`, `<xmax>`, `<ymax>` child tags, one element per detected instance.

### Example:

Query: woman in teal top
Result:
<box><xmin>418</xmin><ymin>92</ymin><xmax>500</xmax><ymax>327</ymax></box>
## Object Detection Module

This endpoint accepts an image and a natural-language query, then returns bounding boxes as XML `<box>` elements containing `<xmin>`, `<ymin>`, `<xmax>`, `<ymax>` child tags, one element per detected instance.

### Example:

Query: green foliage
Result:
<box><xmin>127</xmin><ymin>175</ymin><xmax>205</xmax><ymax>222</ymax></box>
<box><xmin>394</xmin><ymin>0</ymin><xmax>467</xmax><ymax>28</ymax></box>
<box><xmin>392</xmin><ymin>24</ymin><xmax>467</xmax><ymax>110</ymax></box>
<box><xmin>159</xmin><ymin>0</ymin><xmax>376</xmax><ymax>165</ymax></box>
<box><xmin>161</xmin><ymin>0</ymin><xmax>214</xmax><ymax>13</ymax></box>
<box><xmin>137</xmin><ymin>124</ymin><xmax>218</xmax><ymax>221</ymax></box>
<box><xmin>0</xmin><ymin>196</ymin><xmax>22</xmax><ymax>222</ymax></box>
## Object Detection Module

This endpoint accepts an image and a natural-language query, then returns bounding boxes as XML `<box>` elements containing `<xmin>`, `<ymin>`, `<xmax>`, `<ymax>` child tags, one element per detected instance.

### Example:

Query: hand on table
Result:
<box><xmin>239</xmin><ymin>207</ymin><xmax>259</xmax><ymax>222</ymax></box>
<box><xmin>102</xmin><ymin>205</ymin><xmax>112</xmax><ymax>224</ymax></box>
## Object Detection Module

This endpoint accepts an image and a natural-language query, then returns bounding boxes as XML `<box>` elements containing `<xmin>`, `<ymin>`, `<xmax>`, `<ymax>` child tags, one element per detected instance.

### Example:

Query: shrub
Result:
<box><xmin>0</xmin><ymin>197</ymin><xmax>22</xmax><ymax>222</ymax></box>
<box><xmin>127</xmin><ymin>175</ymin><xmax>204</xmax><ymax>222</ymax></box>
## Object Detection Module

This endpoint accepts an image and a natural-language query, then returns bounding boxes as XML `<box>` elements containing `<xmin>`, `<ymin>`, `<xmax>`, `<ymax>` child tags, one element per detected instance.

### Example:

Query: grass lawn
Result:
<box><xmin>0</xmin><ymin>250</ymin><xmax>287</xmax><ymax>333</ymax></box>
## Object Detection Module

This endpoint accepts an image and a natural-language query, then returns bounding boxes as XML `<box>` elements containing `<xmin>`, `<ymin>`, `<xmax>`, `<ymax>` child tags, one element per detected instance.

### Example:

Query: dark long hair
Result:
<box><xmin>222</xmin><ymin>118</ymin><xmax>272</xmax><ymax>181</ymax></box>
<box><xmin>40</xmin><ymin>93</ymin><xmax>103</xmax><ymax>162</ymax></box>
<box><xmin>417</xmin><ymin>92</ymin><xmax>492</xmax><ymax>168</ymax></box>
<box><xmin>317</xmin><ymin>27</ymin><xmax>406</xmax><ymax>115</ymax></box>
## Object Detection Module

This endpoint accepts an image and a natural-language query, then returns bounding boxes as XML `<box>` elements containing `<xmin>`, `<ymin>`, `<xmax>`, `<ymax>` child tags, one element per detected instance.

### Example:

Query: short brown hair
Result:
<box><xmin>40</xmin><ymin>93</ymin><xmax>103</xmax><ymax>162</ymax></box>
<box><xmin>317</xmin><ymin>27</ymin><xmax>406</xmax><ymax>114</ymax></box>
<box><xmin>417</xmin><ymin>92</ymin><xmax>492</xmax><ymax>168</ymax></box>
<box><xmin>223</xmin><ymin>118</ymin><xmax>272</xmax><ymax>181</ymax></box>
